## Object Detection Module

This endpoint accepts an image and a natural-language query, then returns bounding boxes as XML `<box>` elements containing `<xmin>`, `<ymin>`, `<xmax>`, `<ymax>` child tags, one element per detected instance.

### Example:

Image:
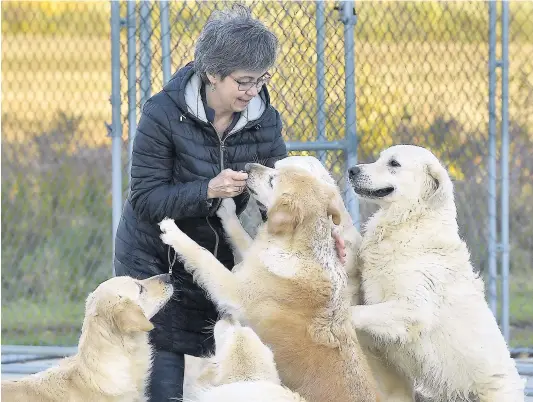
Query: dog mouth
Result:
<box><xmin>255</xmin><ymin>199</ymin><xmax>267</xmax><ymax>212</ymax></box>
<box><xmin>353</xmin><ymin>186</ymin><xmax>395</xmax><ymax>198</ymax></box>
<box><xmin>246</xmin><ymin>187</ymin><xmax>267</xmax><ymax>211</ymax></box>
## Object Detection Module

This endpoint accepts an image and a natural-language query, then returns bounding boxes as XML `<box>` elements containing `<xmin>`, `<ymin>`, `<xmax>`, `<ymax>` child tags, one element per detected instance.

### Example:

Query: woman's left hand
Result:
<box><xmin>332</xmin><ymin>227</ymin><xmax>347</xmax><ymax>264</ymax></box>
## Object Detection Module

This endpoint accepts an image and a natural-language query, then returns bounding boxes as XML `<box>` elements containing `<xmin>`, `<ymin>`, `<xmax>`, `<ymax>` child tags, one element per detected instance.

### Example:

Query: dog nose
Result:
<box><xmin>160</xmin><ymin>274</ymin><xmax>172</xmax><ymax>284</ymax></box>
<box><xmin>244</xmin><ymin>163</ymin><xmax>252</xmax><ymax>173</ymax></box>
<box><xmin>348</xmin><ymin>166</ymin><xmax>361</xmax><ymax>178</ymax></box>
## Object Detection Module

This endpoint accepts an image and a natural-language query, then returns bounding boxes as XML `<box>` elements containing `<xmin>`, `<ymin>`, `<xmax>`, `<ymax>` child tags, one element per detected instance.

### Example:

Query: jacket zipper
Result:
<box><xmin>205</xmin><ymin>216</ymin><xmax>219</xmax><ymax>258</ymax></box>
<box><xmin>205</xmin><ymin>117</ymin><xmax>264</xmax><ymax>258</ymax></box>
<box><xmin>205</xmin><ymin>122</ymin><xmax>228</xmax><ymax>259</ymax></box>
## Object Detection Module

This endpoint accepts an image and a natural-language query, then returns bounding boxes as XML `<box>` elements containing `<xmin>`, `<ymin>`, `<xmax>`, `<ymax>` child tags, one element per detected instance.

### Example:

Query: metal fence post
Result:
<box><xmin>487</xmin><ymin>0</ymin><xmax>498</xmax><ymax>317</ymax></box>
<box><xmin>500</xmin><ymin>0</ymin><xmax>510</xmax><ymax>343</ymax></box>
<box><xmin>127</xmin><ymin>0</ymin><xmax>137</xmax><ymax>181</ymax></box>
<box><xmin>139</xmin><ymin>0</ymin><xmax>152</xmax><ymax>108</ymax></box>
<box><xmin>316</xmin><ymin>1</ymin><xmax>326</xmax><ymax>164</ymax></box>
<box><xmin>110</xmin><ymin>0</ymin><xmax>123</xmax><ymax>273</ymax></box>
<box><xmin>160</xmin><ymin>0</ymin><xmax>171</xmax><ymax>85</ymax></box>
<box><xmin>341</xmin><ymin>1</ymin><xmax>359</xmax><ymax>229</ymax></box>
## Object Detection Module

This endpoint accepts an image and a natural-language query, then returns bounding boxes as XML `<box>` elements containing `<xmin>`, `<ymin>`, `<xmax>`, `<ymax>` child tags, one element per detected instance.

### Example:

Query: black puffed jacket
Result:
<box><xmin>113</xmin><ymin>62</ymin><xmax>287</xmax><ymax>356</ymax></box>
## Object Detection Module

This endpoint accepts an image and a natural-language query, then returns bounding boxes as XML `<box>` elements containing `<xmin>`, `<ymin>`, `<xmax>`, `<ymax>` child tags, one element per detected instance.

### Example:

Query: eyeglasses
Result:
<box><xmin>230</xmin><ymin>73</ymin><xmax>272</xmax><ymax>92</ymax></box>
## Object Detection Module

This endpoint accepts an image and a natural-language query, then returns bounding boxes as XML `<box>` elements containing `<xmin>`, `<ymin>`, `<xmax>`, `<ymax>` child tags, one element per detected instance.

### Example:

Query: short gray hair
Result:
<box><xmin>194</xmin><ymin>4</ymin><xmax>279</xmax><ymax>83</ymax></box>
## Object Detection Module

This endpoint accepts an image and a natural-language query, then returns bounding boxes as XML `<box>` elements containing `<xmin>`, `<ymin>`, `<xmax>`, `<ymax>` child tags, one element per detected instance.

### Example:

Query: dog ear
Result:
<box><xmin>425</xmin><ymin>161</ymin><xmax>452</xmax><ymax>205</ymax></box>
<box><xmin>267</xmin><ymin>193</ymin><xmax>302</xmax><ymax>235</ymax></box>
<box><xmin>114</xmin><ymin>298</ymin><xmax>154</xmax><ymax>333</ymax></box>
<box><xmin>327</xmin><ymin>193</ymin><xmax>343</xmax><ymax>225</ymax></box>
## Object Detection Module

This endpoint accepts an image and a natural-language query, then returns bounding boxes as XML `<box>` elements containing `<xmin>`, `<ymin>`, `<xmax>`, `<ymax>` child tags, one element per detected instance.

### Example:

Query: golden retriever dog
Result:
<box><xmin>215</xmin><ymin>155</ymin><xmax>415</xmax><ymax>401</ymax></box>
<box><xmin>186</xmin><ymin>316</ymin><xmax>306</xmax><ymax>401</ymax></box>
<box><xmin>348</xmin><ymin>145</ymin><xmax>524</xmax><ymax>402</ymax></box>
<box><xmin>217</xmin><ymin>155</ymin><xmax>363</xmax><ymax>304</ymax></box>
<box><xmin>1</xmin><ymin>274</ymin><xmax>174</xmax><ymax>402</ymax></box>
<box><xmin>159</xmin><ymin>162</ymin><xmax>379</xmax><ymax>402</ymax></box>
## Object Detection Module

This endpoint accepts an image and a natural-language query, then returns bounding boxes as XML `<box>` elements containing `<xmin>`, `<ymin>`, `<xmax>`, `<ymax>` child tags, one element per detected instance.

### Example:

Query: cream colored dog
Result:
<box><xmin>159</xmin><ymin>162</ymin><xmax>379</xmax><ymax>402</ymax></box>
<box><xmin>186</xmin><ymin>316</ymin><xmax>306</xmax><ymax>401</ymax></box>
<box><xmin>1</xmin><ymin>274</ymin><xmax>174</xmax><ymax>402</ymax></box>
<box><xmin>218</xmin><ymin>155</ymin><xmax>363</xmax><ymax>303</ymax></box>
<box><xmin>348</xmin><ymin>144</ymin><xmax>524</xmax><ymax>402</ymax></box>
<box><xmin>216</xmin><ymin>155</ymin><xmax>413</xmax><ymax>401</ymax></box>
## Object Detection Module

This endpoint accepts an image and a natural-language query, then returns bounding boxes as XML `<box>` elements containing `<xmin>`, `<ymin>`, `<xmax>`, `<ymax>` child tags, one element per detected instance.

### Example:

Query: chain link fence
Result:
<box><xmin>2</xmin><ymin>1</ymin><xmax>112</xmax><ymax>346</ymax></box>
<box><xmin>353</xmin><ymin>1</ymin><xmax>533</xmax><ymax>350</ymax></box>
<box><xmin>2</xmin><ymin>1</ymin><xmax>532</xmax><ymax>354</ymax></box>
<box><xmin>507</xmin><ymin>1</ymin><xmax>533</xmax><ymax>352</ymax></box>
<box><xmin>115</xmin><ymin>0</ymin><xmax>358</xmax><ymax>236</ymax></box>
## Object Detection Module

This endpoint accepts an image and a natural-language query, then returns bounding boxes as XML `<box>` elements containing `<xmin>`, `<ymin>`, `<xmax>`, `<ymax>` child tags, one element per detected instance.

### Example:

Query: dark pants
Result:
<box><xmin>147</xmin><ymin>349</ymin><xmax>185</xmax><ymax>401</ymax></box>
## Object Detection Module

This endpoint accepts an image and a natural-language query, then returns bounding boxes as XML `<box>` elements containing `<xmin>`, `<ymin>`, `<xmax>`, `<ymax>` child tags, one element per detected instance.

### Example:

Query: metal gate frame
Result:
<box><xmin>108</xmin><ymin>0</ymin><xmax>523</xmax><ymax>353</ymax></box>
<box><xmin>108</xmin><ymin>0</ymin><xmax>361</xmax><ymax>252</ymax></box>
<box><xmin>1</xmin><ymin>2</ymin><xmax>531</xmax><ymax>391</ymax></box>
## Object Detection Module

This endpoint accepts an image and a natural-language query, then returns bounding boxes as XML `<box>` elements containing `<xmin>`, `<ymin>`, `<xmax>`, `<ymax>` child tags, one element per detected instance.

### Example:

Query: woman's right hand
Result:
<box><xmin>207</xmin><ymin>169</ymin><xmax>249</xmax><ymax>199</ymax></box>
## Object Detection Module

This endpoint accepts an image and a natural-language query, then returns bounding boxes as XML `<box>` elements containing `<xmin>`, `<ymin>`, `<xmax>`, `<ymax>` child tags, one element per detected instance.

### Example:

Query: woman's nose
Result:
<box><xmin>246</xmin><ymin>85</ymin><xmax>260</xmax><ymax>96</ymax></box>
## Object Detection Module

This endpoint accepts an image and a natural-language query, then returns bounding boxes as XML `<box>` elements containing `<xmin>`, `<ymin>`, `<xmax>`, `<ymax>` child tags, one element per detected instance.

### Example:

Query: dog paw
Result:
<box><xmin>350</xmin><ymin>305</ymin><xmax>366</xmax><ymax>329</ymax></box>
<box><xmin>159</xmin><ymin>218</ymin><xmax>182</xmax><ymax>245</ymax></box>
<box><xmin>159</xmin><ymin>217</ymin><xmax>178</xmax><ymax>233</ymax></box>
<box><xmin>217</xmin><ymin>198</ymin><xmax>237</xmax><ymax>220</ymax></box>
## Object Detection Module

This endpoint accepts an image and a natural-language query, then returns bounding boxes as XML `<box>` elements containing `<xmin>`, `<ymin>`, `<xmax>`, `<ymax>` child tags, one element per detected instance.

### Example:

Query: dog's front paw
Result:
<box><xmin>350</xmin><ymin>305</ymin><xmax>366</xmax><ymax>329</ymax></box>
<box><xmin>159</xmin><ymin>217</ymin><xmax>178</xmax><ymax>234</ymax></box>
<box><xmin>217</xmin><ymin>198</ymin><xmax>237</xmax><ymax>220</ymax></box>
<box><xmin>159</xmin><ymin>218</ymin><xmax>183</xmax><ymax>246</ymax></box>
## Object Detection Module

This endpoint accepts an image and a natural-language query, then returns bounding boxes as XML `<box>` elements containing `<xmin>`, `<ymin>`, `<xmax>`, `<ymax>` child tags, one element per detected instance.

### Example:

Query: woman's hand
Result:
<box><xmin>207</xmin><ymin>169</ymin><xmax>249</xmax><ymax>199</ymax></box>
<box><xmin>332</xmin><ymin>226</ymin><xmax>347</xmax><ymax>264</ymax></box>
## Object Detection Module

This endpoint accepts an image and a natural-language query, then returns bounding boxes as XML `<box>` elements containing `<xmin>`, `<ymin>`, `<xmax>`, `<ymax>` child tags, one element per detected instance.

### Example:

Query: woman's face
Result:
<box><xmin>208</xmin><ymin>70</ymin><xmax>271</xmax><ymax>114</ymax></box>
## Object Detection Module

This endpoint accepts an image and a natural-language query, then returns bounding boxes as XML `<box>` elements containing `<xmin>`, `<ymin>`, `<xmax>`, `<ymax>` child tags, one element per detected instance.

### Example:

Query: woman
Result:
<box><xmin>114</xmin><ymin>5</ymin><xmax>345</xmax><ymax>401</ymax></box>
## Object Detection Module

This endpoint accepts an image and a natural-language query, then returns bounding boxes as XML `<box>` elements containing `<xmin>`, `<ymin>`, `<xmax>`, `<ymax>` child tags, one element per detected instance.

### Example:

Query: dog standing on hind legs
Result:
<box><xmin>348</xmin><ymin>144</ymin><xmax>524</xmax><ymax>402</ymax></box>
<box><xmin>159</xmin><ymin>162</ymin><xmax>379</xmax><ymax>402</ymax></box>
<box><xmin>215</xmin><ymin>155</ymin><xmax>415</xmax><ymax>402</ymax></box>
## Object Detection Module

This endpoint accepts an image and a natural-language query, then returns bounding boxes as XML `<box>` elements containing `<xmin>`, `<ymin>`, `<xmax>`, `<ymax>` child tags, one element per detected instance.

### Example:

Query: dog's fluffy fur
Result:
<box><xmin>216</xmin><ymin>156</ymin><xmax>415</xmax><ymax>401</ymax></box>
<box><xmin>218</xmin><ymin>156</ymin><xmax>363</xmax><ymax>303</ymax></box>
<box><xmin>159</xmin><ymin>162</ymin><xmax>379</xmax><ymax>402</ymax></box>
<box><xmin>1</xmin><ymin>274</ymin><xmax>174</xmax><ymax>402</ymax></box>
<box><xmin>348</xmin><ymin>145</ymin><xmax>524</xmax><ymax>402</ymax></box>
<box><xmin>186</xmin><ymin>317</ymin><xmax>306</xmax><ymax>401</ymax></box>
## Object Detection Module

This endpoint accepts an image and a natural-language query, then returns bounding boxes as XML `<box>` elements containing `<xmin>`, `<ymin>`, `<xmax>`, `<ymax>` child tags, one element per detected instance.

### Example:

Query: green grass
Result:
<box><xmin>1</xmin><ymin>0</ymin><xmax>532</xmax><ymax>349</ymax></box>
<box><xmin>507</xmin><ymin>277</ymin><xmax>533</xmax><ymax>348</ymax></box>
<box><xmin>1</xmin><ymin>280</ymin><xmax>531</xmax><ymax>348</ymax></box>
<box><xmin>2</xmin><ymin>298</ymin><xmax>84</xmax><ymax>346</ymax></box>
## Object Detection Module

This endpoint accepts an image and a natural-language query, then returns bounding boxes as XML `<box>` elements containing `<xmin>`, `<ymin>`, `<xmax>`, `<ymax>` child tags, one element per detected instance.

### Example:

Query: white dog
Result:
<box><xmin>186</xmin><ymin>317</ymin><xmax>306</xmax><ymax>401</ymax></box>
<box><xmin>348</xmin><ymin>144</ymin><xmax>524</xmax><ymax>401</ymax></box>
<box><xmin>217</xmin><ymin>155</ymin><xmax>419</xmax><ymax>400</ymax></box>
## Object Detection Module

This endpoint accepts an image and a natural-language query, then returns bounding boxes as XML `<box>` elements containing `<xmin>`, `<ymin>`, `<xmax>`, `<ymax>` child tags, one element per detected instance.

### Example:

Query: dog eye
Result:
<box><xmin>137</xmin><ymin>283</ymin><xmax>145</xmax><ymax>294</ymax></box>
<box><xmin>268</xmin><ymin>176</ymin><xmax>274</xmax><ymax>187</ymax></box>
<box><xmin>389</xmin><ymin>159</ymin><xmax>401</xmax><ymax>168</ymax></box>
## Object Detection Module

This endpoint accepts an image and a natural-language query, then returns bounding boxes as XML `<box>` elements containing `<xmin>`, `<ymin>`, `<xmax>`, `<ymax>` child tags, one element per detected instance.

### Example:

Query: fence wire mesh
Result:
<box><xmin>1</xmin><ymin>1</ymin><xmax>532</xmax><ymax>351</ymax></box>
<box><xmin>507</xmin><ymin>1</ymin><xmax>533</xmax><ymax>350</ymax></box>
<box><xmin>2</xmin><ymin>1</ymin><xmax>112</xmax><ymax>346</ymax></box>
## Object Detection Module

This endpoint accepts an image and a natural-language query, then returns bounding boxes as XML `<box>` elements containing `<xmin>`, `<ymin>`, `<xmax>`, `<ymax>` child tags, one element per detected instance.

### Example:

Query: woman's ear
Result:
<box><xmin>206</xmin><ymin>72</ymin><xmax>218</xmax><ymax>86</ymax></box>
